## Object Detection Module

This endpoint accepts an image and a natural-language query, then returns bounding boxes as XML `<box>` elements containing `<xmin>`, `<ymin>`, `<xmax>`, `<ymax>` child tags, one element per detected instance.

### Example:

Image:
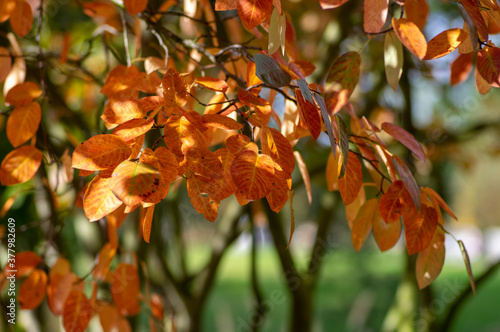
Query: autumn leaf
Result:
<box><xmin>372</xmin><ymin>213</ymin><xmax>401</xmax><ymax>251</ymax></box>
<box><xmin>231</xmin><ymin>149</ymin><xmax>276</xmax><ymax>201</ymax></box>
<box><xmin>421</xmin><ymin>187</ymin><xmax>458</xmax><ymax>220</ymax></box>
<box><xmin>269</xmin><ymin>7</ymin><xmax>286</xmax><ymax>55</ymax></box>
<box><xmin>294</xmin><ymin>151</ymin><xmax>312</xmax><ymax>204</ymax></box>
<box><xmin>324</xmin><ymin>51</ymin><xmax>361</xmax><ymax>115</ymax></box>
<box><xmin>3</xmin><ymin>251</ymin><xmax>42</xmax><ymax>277</ymax></box>
<box><xmin>450</xmin><ymin>52</ymin><xmax>474</xmax><ymax>86</ymax></box>
<box><xmin>109</xmin><ymin>161</ymin><xmax>161</xmax><ymax>206</ymax></box>
<box><xmin>351</xmin><ymin>199</ymin><xmax>379</xmax><ymax>252</ymax></box>
<box><xmin>253</xmin><ymin>54</ymin><xmax>291</xmax><ymax>88</ymax></box>
<box><xmin>202</xmin><ymin>114</ymin><xmax>243</xmax><ymax>130</ymax></box>
<box><xmin>162</xmin><ymin>67</ymin><xmax>189</xmax><ymax>107</ymax></box>
<box><xmin>461</xmin><ymin>0</ymin><xmax>488</xmax><ymax>41</ymax></box>
<box><xmin>363</xmin><ymin>0</ymin><xmax>388</xmax><ymax>33</ymax></box>
<box><xmin>6</xmin><ymin>101</ymin><xmax>41</xmax><ymax>147</ymax></box>
<box><xmin>0</xmin><ymin>145</ymin><xmax>43</xmax><ymax>185</ymax></box>
<box><xmin>382</xmin><ymin>122</ymin><xmax>425</xmax><ymax>161</ymax></box>
<box><xmin>379</xmin><ymin>180</ymin><xmax>414</xmax><ymax>223</ymax></box>
<box><xmin>338</xmin><ymin>151</ymin><xmax>363</xmax><ymax>205</ymax></box>
<box><xmin>404</xmin><ymin>0</ymin><xmax>429</xmax><ymax>30</ymax></box>
<box><xmin>384</xmin><ymin>32</ymin><xmax>404</xmax><ymax>91</ymax></box>
<box><xmin>392</xmin><ymin>155</ymin><xmax>421</xmax><ymax>211</ymax></box>
<box><xmin>392</xmin><ymin>18</ymin><xmax>427</xmax><ymax>60</ymax></box>
<box><xmin>63</xmin><ymin>290</ymin><xmax>93</xmax><ymax>332</ymax></box>
<box><xmin>237</xmin><ymin>0</ymin><xmax>272</xmax><ymax>30</ymax></box>
<box><xmin>226</xmin><ymin>134</ymin><xmax>257</xmax><ymax>155</ymax></box>
<box><xmin>266</xmin><ymin>167</ymin><xmax>290</xmax><ymax>213</ymax></box>
<box><xmin>263</xmin><ymin>127</ymin><xmax>295</xmax><ymax>175</ymax></box>
<box><xmin>111</xmin><ymin>264</ymin><xmax>141</xmax><ymax>316</ymax></box>
<box><xmin>295</xmin><ymin>89</ymin><xmax>321</xmax><ymax>140</ymax></box>
<box><xmin>476</xmin><ymin>47</ymin><xmax>500</xmax><ymax>85</ymax></box>
<box><xmin>113</xmin><ymin>118</ymin><xmax>155</xmax><ymax>142</ymax></box>
<box><xmin>424</xmin><ymin>29</ymin><xmax>467</xmax><ymax>60</ymax></box>
<box><xmin>416</xmin><ymin>227</ymin><xmax>445</xmax><ymax>289</ymax></box>
<box><xmin>404</xmin><ymin>204</ymin><xmax>438</xmax><ymax>255</ymax></box>
<box><xmin>0</xmin><ymin>0</ymin><xmax>16</xmax><ymax>23</ymax></box>
<box><xmin>102</xmin><ymin>99</ymin><xmax>146</xmax><ymax>126</ymax></box>
<box><xmin>84</xmin><ymin>175</ymin><xmax>123</xmax><ymax>221</ymax></box>
<box><xmin>215</xmin><ymin>0</ymin><xmax>237</xmax><ymax>10</ymax></box>
<box><xmin>93</xmin><ymin>243</ymin><xmax>116</xmax><ymax>280</ymax></box>
<box><xmin>72</xmin><ymin>134</ymin><xmax>132</xmax><ymax>171</ymax></box>
<box><xmin>142</xmin><ymin>205</ymin><xmax>155</xmax><ymax>242</ymax></box>
<box><xmin>5</xmin><ymin>81</ymin><xmax>42</xmax><ymax>106</ymax></box>
<box><xmin>195</xmin><ymin>76</ymin><xmax>229</xmax><ymax>92</ymax></box>
<box><xmin>10</xmin><ymin>1</ymin><xmax>33</xmax><ymax>37</ymax></box>
<box><xmin>0</xmin><ymin>47</ymin><xmax>12</xmax><ymax>83</ymax></box>
<box><xmin>18</xmin><ymin>269</ymin><xmax>47</xmax><ymax>309</ymax></box>
<box><xmin>187</xmin><ymin>173</ymin><xmax>220</xmax><ymax>222</ymax></box>
<box><xmin>319</xmin><ymin>0</ymin><xmax>350</xmax><ymax>9</ymax></box>
<box><xmin>124</xmin><ymin>0</ymin><xmax>148</xmax><ymax>15</ymax></box>
<box><xmin>214</xmin><ymin>148</ymin><xmax>238</xmax><ymax>200</ymax></box>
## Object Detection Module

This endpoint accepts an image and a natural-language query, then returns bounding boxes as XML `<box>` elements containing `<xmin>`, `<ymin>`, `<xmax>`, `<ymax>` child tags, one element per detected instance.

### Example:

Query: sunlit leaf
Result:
<box><xmin>226</xmin><ymin>134</ymin><xmax>257</xmax><ymax>155</ymax></box>
<box><xmin>324</xmin><ymin>52</ymin><xmax>361</xmax><ymax>114</ymax></box>
<box><xmin>113</xmin><ymin>118</ymin><xmax>154</xmax><ymax>142</ymax></box>
<box><xmin>187</xmin><ymin>173</ymin><xmax>220</xmax><ymax>222</ymax></box>
<box><xmin>476</xmin><ymin>47</ymin><xmax>500</xmax><ymax>85</ymax></box>
<box><xmin>404</xmin><ymin>0</ymin><xmax>429</xmax><ymax>30</ymax></box>
<box><xmin>372</xmin><ymin>212</ymin><xmax>401</xmax><ymax>251</ymax></box>
<box><xmin>231</xmin><ymin>149</ymin><xmax>275</xmax><ymax>201</ymax></box>
<box><xmin>416</xmin><ymin>227</ymin><xmax>445</xmax><ymax>289</ymax></box>
<box><xmin>384</xmin><ymin>32</ymin><xmax>403</xmax><ymax>91</ymax></box>
<box><xmin>461</xmin><ymin>0</ymin><xmax>488</xmax><ymax>41</ymax></box>
<box><xmin>124</xmin><ymin>0</ymin><xmax>148</xmax><ymax>15</ymax></box>
<box><xmin>424</xmin><ymin>29</ymin><xmax>466</xmax><ymax>60</ymax></box>
<box><xmin>392</xmin><ymin>18</ymin><xmax>427</xmax><ymax>60</ymax></box>
<box><xmin>0</xmin><ymin>145</ymin><xmax>43</xmax><ymax>186</ymax></box>
<box><xmin>0</xmin><ymin>0</ymin><xmax>16</xmax><ymax>23</ymax></box>
<box><xmin>109</xmin><ymin>161</ymin><xmax>161</xmax><ymax>206</ymax></box>
<box><xmin>10</xmin><ymin>1</ymin><xmax>32</xmax><ymax>37</ymax></box>
<box><xmin>102</xmin><ymin>100</ymin><xmax>146</xmax><ymax>126</ymax></box>
<box><xmin>379</xmin><ymin>180</ymin><xmax>413</xmax><ymax>223</ymax></box>
<box><xmin>72</xmin><ymin>134</ymin><xmax>132</xmax><ymax>171</ymax></box>
<box><xmin>195</xmin><ymin>76</ymin><xmax>229</xmax><ymax>92</ymax></box>
<box><xmin>421</xmin><ymin>187</ymin><xmax>457</xmax><ymax>220</ymax></box>
<box><xmin>450</xmin><ymin>52</ymin><xmax>474</xmax><ymax>86</ymax></box>
<box><xmin>214</xmin><ymin>148</ymin><xmax>237</xmax><ymax>200</ymax></box>
<box><xmin>266</xmin><ymin>167</ymin><xmax>290</xmax><ymax>213</ymax></box>
<box><xmin>215</xmin><ymin>0</ymin><xmax>237</xmax><ymax>10</ymax></box>
<box><xmin>237</xmin><ymin>0</ymin><xmax>272</xmax><ymax>30</ymax></box>
<box><xmin>5</xmin><ymin>81</ymin><xmax>42</xmax><ymax>106</ymax></box>
<box><xmin>363</xmin><ymin>0</ymin><xmax>388</xmax><ymax>33</ymax></box>
<box><xmin>264</xmin><ymin>127</ymin><xmax>295</xmax><ymax>175</ymax></box>
<box><xmin>84</xmin><ymin>175</ymin><xmax>123</xmax><ymax>221</ymax></box>
<box><xmin>142</xmin><ymin>205</ymin><xmax>155</xmax><ymax>242</ymax></box>
<box><xmin>296</xmin><ymin>89</ymin><xmax>321</xmax><ymax>140</ymax></box>
<box><xmin>0</xmin><ymin>47</ymin><xmax>12</xmax><ymax>83</ymax></box>
<box><xmin>93</xmin><ymin>243</ymin><xmax>116</xmax><ymax>281</ymax></box>
<box><xmin>202</xmin><ymin>114</ymin><xmax>243</xmax><ymax>130</ymax></box>
<box><xmin>351</xmin><ymin>199</ymin><xmax>379</xmax><ymax>252</ymax></box>
<box><xmin>162</xmin><ymin>67</ymin><xmax>189</xmax><ymax>107</ymax></box>
<box><xmin>6</xmin><ymin>102</ymin><xmax>41</xmax><ymax>147</ymax></box>
<box><xmin>294</xmin><ymin>151</ymin><xmax>312</xmax><ymax>204</ymax></box>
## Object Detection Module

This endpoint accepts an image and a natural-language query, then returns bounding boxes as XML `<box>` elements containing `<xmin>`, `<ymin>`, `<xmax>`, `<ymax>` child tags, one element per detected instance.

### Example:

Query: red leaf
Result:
<box><xmin>338</xmin><ymin>151</ymin><xmax>363</xmax><ymax>205</ymax></box>
<box><xmin>237</xmin><ymin>0</ymin><xmax>273</xmax><ymax>30</ymax></box>
<box><xmin>477</xmin><ymin>47</ymin><xmax>500</xmax><ymax>85</ymax></box>
<box><xmin>461</xmin><ymin>0</ymin><xmax>488</xmax><ymax>41</ymax></box>
<box><xmin>379</xmin><ymin>180</ymin><xmax>411</xmax><ymax>223</ymax></box>
<box><xmin>295</xmin><ymin>89</ymin><xmax>321</xmax><ymax>140</ymax></box>
<box><xmin>450</xmin><ymin>52</ymin><xmax>474</xmax><ymax>86</ymax></box>
<box><xmin>382</xmin><ymin>122</ymin><xmax>425</xmax><ymax>161</ymax></box>
<box><xmin>231</xmin><ymin>149</ymin><xmax>275</xmax><ymax>201</ymax></box>
<box><xmin>404</xmin><ymin>204</ymin><xmax>438</xmax><ymax>255</ymax></box>
<box><xmin>416</xmin><ymin>227</ymin><xmax>445</xmax><ymax>289</ymax></box>
<box><xmin>124</xmin><ymin>0</ymin><xmax>148</xmax><ymax>15</ymax></box>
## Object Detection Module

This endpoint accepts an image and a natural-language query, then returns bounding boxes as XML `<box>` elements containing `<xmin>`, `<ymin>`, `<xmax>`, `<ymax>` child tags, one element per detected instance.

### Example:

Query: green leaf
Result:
<box><xmin>384</xmin><ymin>32</ymin><xmax>403</xmax><ymax>91</ymax></box>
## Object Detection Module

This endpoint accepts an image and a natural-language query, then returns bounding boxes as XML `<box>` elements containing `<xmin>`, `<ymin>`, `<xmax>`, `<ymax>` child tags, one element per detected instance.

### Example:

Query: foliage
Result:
<box><xmin>0</xmin><ymin>0</ymin><xmax>496</xmax><ymax>330</ymax></box>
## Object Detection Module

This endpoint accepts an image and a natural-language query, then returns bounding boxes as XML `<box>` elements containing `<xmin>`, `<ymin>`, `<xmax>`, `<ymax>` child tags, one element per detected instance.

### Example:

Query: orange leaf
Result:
<box><xmin>195</xmin><ymin>76</ymin><xmax>229</xmax><ymax>92</ymax></box>
<box><xmin>450</xmin><ymin>52</ymin><xmax>474</xmax><ymax>86</ymax></box>
<box><xmin>416</xmin><ymin>227</ymin><xmax>445</xmax><ymax>289</ymax></box>
<box><xmin>404</xmin><ymin>0</ymin><xmax>429</xmax><ymax>30</ymax></box>
<box><xmin>154</xmin><ymin>147</ymin><xmax>179</xmax><ymax>184</ymax></box>
<box><xmin>124</xmin><ymin>0</ymin><xmax>148</xmax><ymax>15</ymax></box>
<box><xmin>379</xmin><ymin>180</ymin><xmax>409</xmax><ymax>223</ymax></box>
<box><xmin>202</xmin><ymin>114</ymin><xmax>243</xmax><ymax>130</ymax></box>
<box><xmin>404</xmin><ymin>204</ymin><xmax>438</xmax><ymax>255</ymax></box>
<box><xmin>215</xmin><ymin>0</ymin><xmax>237</xmax><ymax>10</ymax></box>
<box><xmin>294</xmin><ymin>151</ymin><xmax>312</xmax><ymax>204</ymax></box>
<box><xmin>475</xmin><ymin>65</ymin><xmax>492</xmax><ymax>94</ymax></box>
<box><xmin>351</xmin><ymin>199</ymin><xmax>378</xmax><ymax>252</ymax></box>
<box><xmin>237</xmin><ymin>87</ymin><xmax>267</xmax><ymax>106</ymax></box>
<box><xmin>47</xmin><ymin>258</ymin><xmax>72</xmax><ymax>314</ymax></box>
<box><xmin>138</xmin><ymin>149</ymin><xmax>171</xmax><ymax>205</ymax></box>
<box><xmin>113</xmin><ymin>118</ymin><xmax>154</xmax><ymax>142</ymax></box>
<box><xmin>18</xmin><ymin>269</ymin><xmax>47</xmax><ymax>309</ymax></box>
<box><xmin>63</xmin><ymin>290</ymin><xmax>93</xmax><ymax>332</ymax></box>
<box><xmin>4</xmin><ymin>251</ymin><xmax>42</xmax><ymax>278</ymax></box>
<box><xmin>421</xmin><ymin>187</ymin><xmax>457</xmax><ymax>220</ymax></box>
<box><xmin>345</xmin><ymin>186</ymin><xmax>366</xmax><ymax>228</ymax></box>
<box><xmin>295</xmin><ymin>89</ymin><xmax>321</xmax><ymax>140</ymax></box>
<box><xmin>264</xmin><ymin>127</ymin><xmax>295</xmax><ymax>175</ymax></box>
<box><xmin>226</xmin><ymin>134</ymin><xmax>257</xmax><ymax>155</ymax></box>
<box><xmin>319</xmin><ymin>0</ymin><xmax>350</xmax><ymax>9</ymax></box>
<box><xmin>187</xmin><ymin>174</ymin><xmax>220</xmax><ymax>221</ymax></box>
<box><xmin>338</xmin><ymin>151</ymin><xmax>363</xmax><ymax>205</ymax></box>
<box><xmin>392</xmin><ymin>18</ymin><xmax>427</xmax><ymax>60</ymax></box>
<box><xmin>0</xmin><ymin>145</ymin><xmax>43</xmax><ymax>186</ymax></box>
<box><xmin>461</xmin><ymin>0</ymin><xmax>488</xmax><ymax>41</ymax></box>
<box><xmin>231</xmin><ymin>149</ymin><xmax>275</xmax><ymax>201</ymax></box>
<box><xmin>237</xmin><ymin>0</ymin><xmax>272</xmax><ymax>30</ymax></box>
<box><xmin>326</xmin><ymin>150</ymin><xmax>339</xmax><ymax>191</ymax></box>
<box><xmin>382</xmin><ymin>122</ymin><xmax>425</xmax><ymax>161</ymax></box>
<box><xmin>424</xmin><ymin>28</ymin><xmax>467</xmax><ymax>60</ymax></box>
<box><xmin>0</xmin><ymin>47</ymin><xmax>12</xmax><ymax>83</ymax></box>
<box><xmin>101</xmin><ymin>100</ymin><xmax>146</xmax><ymax>126</ymax></box>
<box><xmin>324</xmin><ymin>51</ymin><xmax>361</xmax><ymax>115</ymax></box>
<box><xmin>10</xmin><ymin>1</ymin><xmax>32</xmax><ymax>37</ymax></box>
<box><xmin>111</xmin><ymin>264</ymin><xmax>140</xmax><ymax>316</ymax></box>
<box><xmin>83</xmin><ymin>175</ymin><xmax>123</xmax><ymax>221</ymax></box>
<box><xmin>5</xmin><ymin>82</ymin><xmax>42</xmax><ymax>106</ymax></box>
<box><xmin>150</xmin><ymin>293</ymin><xmax>164</xmax><ymax>321</ymax></box>
<box><xmin>392</xmin><ymin>155</ymin><xmax>421</xmax><ymax>210</ymax></box>
<box><xmin>93</xmin><ymin>243</ymin><xmax>116</xmax><ymax>280</ymax></box>
<box><xmin>287</xmin><ymin>189</ymin><xmax>295</xmax><ymax>248</ymax></box>
<box><xmin>0</xmin><ymin>0</ymin><xmax>16</xmax><ymax>23</ymax></box>
<box><xmin>162</xmin><ymin>67</ymin><xmax>189</xmax><ymax>107</ymax></box>
<box><xmin>363</xmin><ymin>0</ymin><xmax>388</xmax><ymax>33</ymax></box>
<box><xmin>98</xmin><ymin>303</ymin><xmax>120</xmax><ymax>332</ymax></box>
<box><xmin>109</xmin><ymin>161</ymin><xmax>160</xmax><ymax>206</ymax></box>
<box><xmin>163</xmin><ymin>115</ymin><xmax>198</xmax><ymax>159</ymax></box>
<box><xmin>477</xmin><ymin>47</ymin><xmax>500</xmax><ymax>85</ymax></box>
<box><xmin>72</xmin><ymin>134</ymin><xmax>132</xmax><ymax>171</ymax></box>
<box><xmin>372</xmin><ymin>212</ymin><xmax>401</xmax><ymax>251</ymax></box>
<box><xmin>52</xmin><ymin>273</ymin><xmax>84</xmax><ymax>315</ymax></box>
<box><xmin>213</xmin><ymin>148</ymin><xmax>237</xmax><ymax>200</ymax></box>
<box><xmin>187</xmin><ymin>148</ymin><xmax>224</xmax><ymax>184</ymax></box>
<box><xmin>142</xmin><ymin>205</ymin><xmax>155</xmax><ymax>242</ymax></box>
<box><xmin>6</xmin><ymin>101</ymin><xmax>41</xmax><ymax>147</ymax></box>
